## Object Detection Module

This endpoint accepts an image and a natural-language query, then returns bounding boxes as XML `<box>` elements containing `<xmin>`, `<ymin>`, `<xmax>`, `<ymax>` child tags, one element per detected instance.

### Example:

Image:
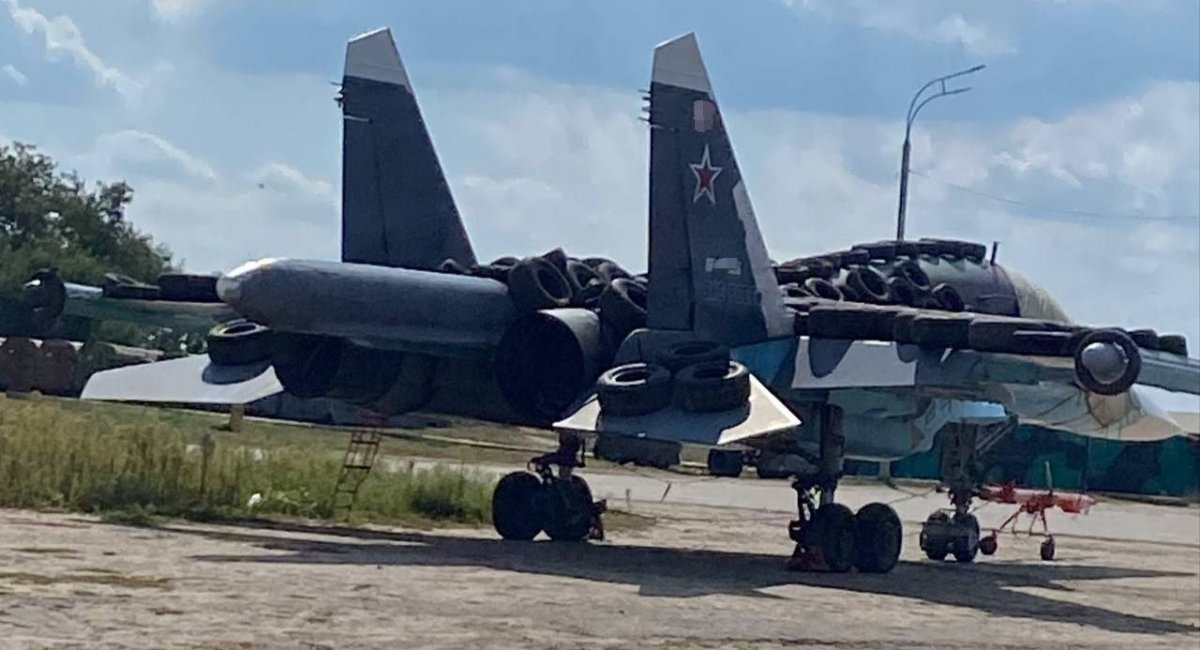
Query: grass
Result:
<box><xmin>0</xmin><ymin>395</ymin><xmax>494</xmax><ymax>527</ymax></box>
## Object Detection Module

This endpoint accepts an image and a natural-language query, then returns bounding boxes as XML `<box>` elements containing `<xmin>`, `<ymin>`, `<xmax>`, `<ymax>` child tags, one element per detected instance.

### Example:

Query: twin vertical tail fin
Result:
<box><xmin>340</xmin><ymin>28</ymin><xmax>477</xmax><ymax>270</ymax></box>
<box><xmin>645</xmin><ymin>34</ymin><xmax>792</xmax><ymax>345</ymax></box>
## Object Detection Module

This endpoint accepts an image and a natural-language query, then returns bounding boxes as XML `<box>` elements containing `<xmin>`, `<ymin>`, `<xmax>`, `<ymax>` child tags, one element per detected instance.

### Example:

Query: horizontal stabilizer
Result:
<box><xmin>553</xmin><ymin>374</ymin><xmax>799</xmax><ymax>446</ymax></box>
<box><xmin>81</xmin><ymin>354</ymin><xmax>283</xmax><ymax>405</ymax></box>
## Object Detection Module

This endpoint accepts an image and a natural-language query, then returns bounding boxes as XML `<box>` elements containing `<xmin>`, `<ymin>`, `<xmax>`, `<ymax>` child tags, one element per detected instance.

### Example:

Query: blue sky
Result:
<box><xmin>2</xmin><ymin>0</ymin><xmax>1199</xmax><ymax>408</ymax></box>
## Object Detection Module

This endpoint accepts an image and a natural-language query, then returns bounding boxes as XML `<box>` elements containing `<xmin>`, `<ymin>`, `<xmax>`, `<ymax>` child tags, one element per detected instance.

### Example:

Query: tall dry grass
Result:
<box><xmin>0</xmin><ymin>396</ymin><xmax>493</xmax><ymax>525</ymax></box>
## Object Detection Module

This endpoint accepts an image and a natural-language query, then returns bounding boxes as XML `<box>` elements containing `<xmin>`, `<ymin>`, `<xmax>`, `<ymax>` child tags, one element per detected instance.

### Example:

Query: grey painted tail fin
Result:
<box><xmin>340</xmin><ymin>28</ymin><xmax>477</xmax><ymax>270</ymax></box>
<box><xmin>645</xmin><ymin>33</ymin><xmax>791</xmax><ymax>345</ymax></box>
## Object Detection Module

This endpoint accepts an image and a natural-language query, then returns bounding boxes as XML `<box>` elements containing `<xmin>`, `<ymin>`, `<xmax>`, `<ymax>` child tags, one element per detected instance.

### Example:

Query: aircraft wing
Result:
<box><xmin>554</xmin><ymin>373</ymin><xmax>799</xmax><ymax>446</ymax></box>
<box><xmin>24</xmin><ymin>273</ymin><xmax>235</xmax><ymax>333</ymax></box>
<box><xmin>81</xmin><ymin>354</ymin><xmax>282</xmax><ymax>405</ymax></box>
<box><xmin>778</xmin><ymin>333</ymin><xmax>1199</xmax><ymax>441</ymax></box>
<box><xmin>786</xmin><ymin>336</ymin><xmax>1200</xmax><ymax>396</ymax></box>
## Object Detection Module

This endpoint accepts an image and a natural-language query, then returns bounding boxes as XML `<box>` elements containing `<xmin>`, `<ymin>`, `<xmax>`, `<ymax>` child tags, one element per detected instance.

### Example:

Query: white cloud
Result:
<box><xmin>421</xmin><ymin>76</ymin><xmax>1198</xmax><ymax>359</ymax></box>
<box><xmin>63</xmin><ymin>130</ymin><xmax>337</xmax><ymax>273</ymax></box>
<box><xmin>779</xmin><ymin>0</ymin><xmax>1017</xmax><ymax>57</ymax></box>
<box><xmin>149</xmin><ymin>0</ymin><xmax>211</xmax><ymax>23</ymax></box>
<box><xmin>2</xmin><ymin>63</ymin><xmax>28</xmax><ymax>87</ymax></box>
<box><xmin>2</xmin><ymin>0</ymin><xmax>144</xmax><ymax>104</ymax></box>
<box><xmin>86</xmin><ymin>130</ymin><xmax>218</xmax><ymax>183</ymax></box>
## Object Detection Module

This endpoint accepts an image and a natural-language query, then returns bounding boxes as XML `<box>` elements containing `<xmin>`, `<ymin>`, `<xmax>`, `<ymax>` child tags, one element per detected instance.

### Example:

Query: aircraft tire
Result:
<box><xmin>803</xmin><ymin>277</ymin><xmax>842</xmax><ymax>301</ymax></box>
<box><xmin>492</xmin><ymin>471</ymin><xmax>544</xmax><ymax>541</ymax></box>
<box><xmin>0</xmin><ymin>336</ymin><xmax>38</xmax><ymax>392</ymax></box>
<box><xmin>906</xmin><ymin>314</ymin><xmax>973</xmax><ymax>349</ymax></box>
<box><xmin>706</xmin><ymin>448</ymin><xmax>744</xmax><ymax>478</ymax></box>
<box><xmin>673</xmin><ymin>360</ymin><xmax>750</xmax><ymax>413</ymax></box>
<box><xmin>1158</xmin><ymin>334</ymin><xmax>1188</xmax><ymax>356</ymax></box>
<box><xmin>893</xmin><ymin>260</ymin><xmax>931</xmax><ymax>292</ymax></box>
<box><xmin>438</xmin><ymin>258</ymin><xmax>467</xmax><ymax>275</ymax></box>
<box><xmin>24</xmin><ymin>268</ymin><xmax>66</xmax><ymax>321</ymax></box>
<box><xmin>101</xmin><ymin>273</ymin><xmax>160</xmax><ymax>300</ymax></box>
<box><xmin>207</xmin><ymin>319</ymin><xmax>273</xmax><ymax>366</ymax></box>
<box><xmin>507</xmin><ymin>257</ymin><xmax>573</xmax><ymax>312</ymax></box>
<box><xmin>919</xmin><ymin>511</ymin><xmax>951</xmax><ymax>561</ymax></box>
<box><xmin>595</xmin><ymin>363</ymin><xmax>672</xmax><ymax>416</ymax></box>
<box><xmin>852</xmin><ymin>242</ymin><xmax>897</xmax><ymax>262</ymax></box>
<box><xmin>564</xmin><ymin>259</ymin><xmax>603</xmax><ymax>294</ymax></box>
<box><xmin>932</xmin><ymin>283</ymin><xmax>965</xmax><ymax>312</ymax></box>
<box><xmin>543</xmin><ymin>475</ymin><xmax>594</xmax><ymax>542</ymax></box>
<box><xmin>845</xmin><ymin>266</ymin><xmax>890</xmax><ymax>304</ymax></box>
<box><xmin>979</xmin><ymin>534</ymin><xmax>998</xmax><ymax>556</ymax></box>
<box><xmin>598</xmin><ymin>278</ymin><xmax>647</xmax><ymax>335</ymax></box>
<box><xmin>33</xmin><ymin>339</ymin><xmax>78</xmax><ymax>396</ymax></box>
<box><xmin>803</xmin><ymin>503</ymin><xmax>857</xmax><ymax>573</ymax></box>
<box><xmin>853</xmin><ymin>503</ymin><xmax>902</xmax><ymax>574</ymax></box>
<box><xmin>951</xmin><ymin>513</ymin><xmax>980</xmax><ymax>563</ymax></box>
<box><xmin>593</xmin><ymin>261</ymin><xmax>632</xmax><ymax>285</ymax></box>
<box><xmin>885</xmin><ymin>276</ymin><xmax>917</xmax><ymax>306</ymax></box>
<box><xmin>1072</xmin><ymin>329</ymin><xmax>1141</xmax><ymax>395</ymax></box>
<box><xmin>654</xmin><ymin>339</ymin><xmax>730</xmax><ymax>374</ymax></box>
<box><xmin>156</xmin><ymin>273</ymin><xmax>220</xmax><ymax>302</ymax></box>
<box><xmin>540</xmin><ymin>247</ymin><xmax>570</xmax><ymax>274</ymax></box>
<box><xmin>1127</xmin><ymin>328</ymin><xmax>1159</xmax><ymax>350</ymax></box>
<box><xmin>467</xmin><ymin>263</ymin><xmax>510</xmax><ymax>282</ymax></box>
<box><xmin>572</xmin><ymin>279</ymin><xmax>606</xmax><ymax>309</ymax></box>
<box><xmin>967</xmin><ymin>318</ymin><xmax>1073</xmax><ymax>352</ymax></box>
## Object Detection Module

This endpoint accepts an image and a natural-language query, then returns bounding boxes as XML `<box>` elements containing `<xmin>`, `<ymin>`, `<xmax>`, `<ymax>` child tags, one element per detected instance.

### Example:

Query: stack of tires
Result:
<box><xmin>776</xmin><ymin>253</ymin><xmax>965</xmax><ymax>314</ymax></box>
<box><xmin>593</xmin><ymin>340</ymin><xmax>751</xmax><ymax>417</ymax></box>
<box><xmin>441</xmin><ymin>249</ymin><xmax>649</xmax><ymax>341</ymax></box>
<box><xmin>99</xmin><ymin>272</ymin><xmax>222</xmax><ymax>303</ymax></box>
<box><xmin>0</xmin><ymin>337</ymin><xmax>83</xmax><ymax>396</ymax></box>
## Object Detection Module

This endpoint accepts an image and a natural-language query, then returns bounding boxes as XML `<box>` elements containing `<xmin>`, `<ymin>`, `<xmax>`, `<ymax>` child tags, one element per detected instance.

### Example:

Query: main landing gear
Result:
<box><xmin>786</xmin><ymin>405</ymin><xmax>903</xmax><ymax>574</ymax></box>
<box><xmin>492</xmin><ymin>431</ymin><xmax>606</xmax><ymax>542</ymax></box>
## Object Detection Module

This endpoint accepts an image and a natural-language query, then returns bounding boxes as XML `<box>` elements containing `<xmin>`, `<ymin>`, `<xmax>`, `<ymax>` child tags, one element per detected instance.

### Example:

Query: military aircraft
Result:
<box><xmin>79</xmin><ymin>28</ymin><xmax>1200</xmax><ymax>574</ymax></box>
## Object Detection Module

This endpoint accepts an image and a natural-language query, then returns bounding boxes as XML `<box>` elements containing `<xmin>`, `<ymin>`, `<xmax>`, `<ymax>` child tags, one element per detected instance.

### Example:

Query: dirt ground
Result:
<box><xmin>1</xmin><ymin>500</ymin><xmax>1197</xmax><ymax>650</ymax></box>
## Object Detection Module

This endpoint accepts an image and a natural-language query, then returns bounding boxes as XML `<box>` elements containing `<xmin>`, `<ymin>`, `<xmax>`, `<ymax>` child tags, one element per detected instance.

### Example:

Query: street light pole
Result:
<box><xmin>895</xmin><ymin>64</ymin><xmax>985</xmax><ymax>241</ymax></box>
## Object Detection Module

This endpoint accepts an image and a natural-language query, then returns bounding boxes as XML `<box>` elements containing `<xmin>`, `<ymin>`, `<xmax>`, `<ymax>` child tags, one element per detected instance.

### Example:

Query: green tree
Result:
<box><xmin>0</xmin><ymin>142</ymin><xmax>198</xmax><ymax>353</ymax></box>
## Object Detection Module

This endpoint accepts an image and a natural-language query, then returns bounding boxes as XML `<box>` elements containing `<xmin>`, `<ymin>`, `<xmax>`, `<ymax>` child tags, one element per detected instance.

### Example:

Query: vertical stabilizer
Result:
<box><xmin>340</xmin><ymin>27</ymin><xmax>477</xmax><ymax>269</ymax></box>
<box><xmin>645</xmin><ymin>33</ymin><xmax>791</xmax><ymax>345</ymax></box>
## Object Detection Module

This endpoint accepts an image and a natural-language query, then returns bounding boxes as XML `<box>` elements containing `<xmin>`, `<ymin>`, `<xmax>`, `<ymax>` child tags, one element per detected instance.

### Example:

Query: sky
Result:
<box><xmin>1</xmin><ymin>0</ymin><xmax>1198</xmax><ymax>406</ymax></box>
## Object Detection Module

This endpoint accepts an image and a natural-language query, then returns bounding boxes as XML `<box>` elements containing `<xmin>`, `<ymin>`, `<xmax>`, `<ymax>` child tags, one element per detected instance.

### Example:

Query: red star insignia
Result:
<box><xmin>689</xmin><ymin>144</ymin><xmax>723</xmax><ymax>205</ymax></box>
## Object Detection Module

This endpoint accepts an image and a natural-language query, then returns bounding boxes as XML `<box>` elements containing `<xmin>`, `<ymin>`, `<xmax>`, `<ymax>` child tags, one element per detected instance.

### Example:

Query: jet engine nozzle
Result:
<box><xmin>1073</xmin><ymin>329</ymin><xmax>1141</xmax><ymax>396</ymax></box>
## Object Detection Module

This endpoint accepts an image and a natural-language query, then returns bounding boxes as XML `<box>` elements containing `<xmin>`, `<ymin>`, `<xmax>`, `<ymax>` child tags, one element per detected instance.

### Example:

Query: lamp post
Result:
<box><xmin>895</xmin><ymin>64</ymin><xmax>985</xmax><ymax>241</ymax></box>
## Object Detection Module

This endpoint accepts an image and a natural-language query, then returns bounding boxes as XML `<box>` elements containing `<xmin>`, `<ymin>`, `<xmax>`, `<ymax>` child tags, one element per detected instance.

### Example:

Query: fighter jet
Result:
<box><xmin>81</xmin><ymin>28</ymin><xmax>1200</xmax><ymax>574</ymax></box>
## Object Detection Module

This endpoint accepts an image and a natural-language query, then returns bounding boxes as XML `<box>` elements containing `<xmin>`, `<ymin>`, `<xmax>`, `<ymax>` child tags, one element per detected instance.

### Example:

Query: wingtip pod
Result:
<box><xmin>344</xmin><ymin>26</ymin><xmax>411</xmax><ymax>88</ymax></box>
<box><xmin>651</xmin><ymin>32</ymin><xmax>712</xmax><ymax>95</ymax></box>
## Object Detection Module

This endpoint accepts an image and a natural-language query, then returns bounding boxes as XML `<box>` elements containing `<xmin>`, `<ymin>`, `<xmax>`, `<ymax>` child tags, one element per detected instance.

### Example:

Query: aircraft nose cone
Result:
<box><xmin>217</xmin><ymin>258</ymin><xmax>279</xmax><ymax>307</ymax></box>
<box><xmin>1080</xmin><ymin>341</ymin><xmax>1128</xmax><ymax>385</ymax></box>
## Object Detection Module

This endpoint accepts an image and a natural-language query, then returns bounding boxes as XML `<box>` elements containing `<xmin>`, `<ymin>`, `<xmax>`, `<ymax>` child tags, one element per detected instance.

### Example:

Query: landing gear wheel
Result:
<box><xmin>543</xmin><ymin>475</ymin><xmax>595</xmax><ymax>542</ymax></box>
<box><xmin>952</xmin><ymin>513</ymin><xmax>980</xmax><ymax>563</ymax></box>
<box><xmin>979</xmin><ymin>534</ymin><xmax>998</xmax><ymax>556</ymax></box>
<box><xmin>919</xmin><ymin>511</ymin><xmax>950</xmax><ymax>561</ymax></box>
<box><xmin>795</xmin><ymin>503</ymin><xmax>857</xmax><ymax>573</ymax></box>
<box><xmin>492</xmin><ymin>471</ymin><xmax>544</xmax><ymax>541</ymax></box>
<box><xmin>853</xmin><ymin>503</ymin><xmax>902</xmax><ymax>574</ymax></box>
<box><xmin>1040</xmin><ymin>536</ymin><xmax>1056</xmax><ymax>561</ymax></box>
